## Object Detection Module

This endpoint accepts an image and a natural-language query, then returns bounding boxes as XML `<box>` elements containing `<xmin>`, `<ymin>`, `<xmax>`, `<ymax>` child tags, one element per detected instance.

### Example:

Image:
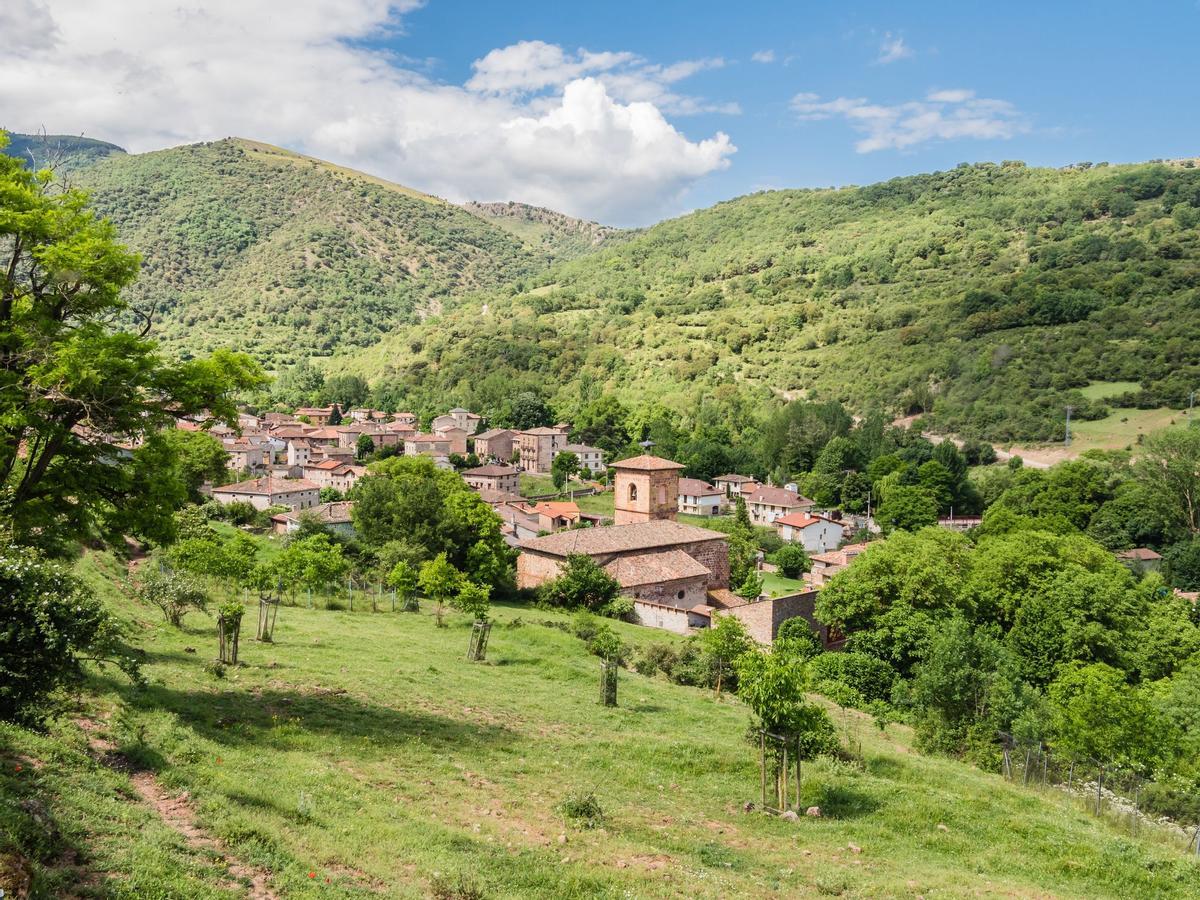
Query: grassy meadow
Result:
<box><xmin>2</xmin><ymin>549</ymin><xmax>1197</xmax><ymax>898</ymax></box>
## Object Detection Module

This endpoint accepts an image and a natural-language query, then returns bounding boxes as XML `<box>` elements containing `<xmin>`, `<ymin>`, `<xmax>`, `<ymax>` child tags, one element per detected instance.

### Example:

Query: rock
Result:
<box><xmin>557</xmin><ymin>833</ymin><xmax>567</xmax><ymax>845</ymax></box>
<box><xmin>936</xmin><ymin>823</ymin><xmax>949</xmax><ymax>832</ymax></box>
<box><xmin>780</xmin><ymin>810</ymin><xmax>800</xmax><ymax>822</ymax></box>
<box><xmin>848</xmin><ymin>843</ymin><xmax>862</xmax><ymax>854</ymax></box>
<box><xmin>805</xmin><ymin>806</ymin><xmax>822</xmax><ymax>817</ymax></box>
<box><xmin>802</xmin><ymin>850</ymin><xmax>812</xmax><ymax>856</ymax></box>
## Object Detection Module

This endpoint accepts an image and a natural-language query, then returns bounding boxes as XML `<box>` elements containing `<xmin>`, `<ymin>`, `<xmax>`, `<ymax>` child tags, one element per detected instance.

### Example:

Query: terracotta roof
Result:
<box><xmin>530</xmin><ymin>501</ymin><xmax>580</xmax><ymax>519</ymax></box>
<box><xmin>519</xmin><ymin>520</ymin><xmax>727</xmax><ymax>556</ymax></box>
<box><xmin>561</xmin><ymin>443</ymin><xmax>601</xmax><ymax>454</ymax></box>
<box><xmin>295</xmin><ymin>406</ymin><xmax>333</xmax><ymax>415</ymax></box>
<box><xmin>476</xmin><ymin>489</ymin><xmax>523</xmax><ymax>506</ymax></box>
<box><xmin>406</xmin><ymin>433</ymin><xmax>448</xmax><ymax>443</ymax></box>
<box><xmin>272</xmin><ymin>501</ymin><xmax>355</xmax><ymax>525</ymax></box>
<box><xmin>714</xmin><ymin>473</ymin><xmax>755</xmax><ymax>483</ymax></box>
<box><xmin>522</xmin><ymin>426</ymin><xmax>567</xmax><ymax>435</ymax></box>
<box><xmin>744</xmin><ymin>485</ymin><xmax>811</xmax><ymax>507</ymax></box>
<box><xmin>214</xmin><ymin>476</ymin><xmax>318</xmax><ymax>495</ymax></box>
<box><xmin>706</xmin><ymin>588</ymin><xmax>744</xmax><ymax>609</ymax></box>
<box><xmin>775</xmin><ymin>512</ymin><xmax>837</xmax><ymax>528</ymax></box>
<box><xmin>603</xmin><ymin>549</ymin><xmax>711</xmax><ymax>587</ymax></box>
<box><xmin>307</xmin><ymin>458</ymin><xmax>344</xmax><ymax>470</ymax></box>
<box><xmin>1116</xmin><ymin>548</ymin><xmax>1163</xmax><ymax>561</ymax></box>
<box><xmin>464</xmin><ymin>464</ymin><xmax>520</xmax><ymax>477</ymax></box>
<box><xmin>609</xmin><ymin>454</ymin><xmax>686</xmax><ymax>471</ymax></box>
<box><xmin>678</xmin><ymin>478</ymin><xmax>722</xmax><ymax>496</ymax></box>
<box><xmin>474</xmin><ymin>427</ymin><xmax>514</xmax><ymax>441</ymax></box>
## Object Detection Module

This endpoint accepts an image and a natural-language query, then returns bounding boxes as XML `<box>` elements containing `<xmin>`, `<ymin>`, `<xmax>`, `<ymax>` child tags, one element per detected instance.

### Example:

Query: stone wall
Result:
<box><xmin>718</xmin><ymin>590</ymin><xmax>820</xmax><ymax>645</ymax></box>
<box><xmin>632</xmin><ymin>599</ymin><xmax>692</xmax><ymax>634</ymax></box>
<box><xmin>627</xmin><ymin>575</ymin><xmax>708</xmax><ymax>608</ymax></box>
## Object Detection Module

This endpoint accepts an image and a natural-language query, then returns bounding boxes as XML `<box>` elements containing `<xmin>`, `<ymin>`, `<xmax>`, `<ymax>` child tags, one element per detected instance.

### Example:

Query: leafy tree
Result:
<box><xmin>496</xmin><ymin>391</ymin><xmax>554</xmax><ymax>430</ymax></box>
<box><xmin>273</xmin><ymin>358</ymin><xmax>325</xmax><ymax>408</ymax></box>
<box><xmin>419</xmin><ymin>553</ymin><xmax>465</xmax><ymax>626</ymax></box>
<box><xmin>551</xmin><ymin>451</ymin><xmax>580</xmax><ymax>492</ymax></box>
<box><xmin>1048</xmin><ymin>662</ymin><xmax>1167</xmax><ymax>772</ymax></box>
<box><xmin>275</xmin><ymin>533</ymin><xmax>350</xmax><ymax>601</ymax></box>
<box><xmin>0</xmin><ymin>541</ymin><xmax>140</xmax><ymax>724</ymax></box>
<box><xmin>734</xmin><ymin>647</ymin><xmax>837</xmax><ymax>758</ymax></box>
<box><xmin>773</xmin><ymin>543</ymin><xmax>810</xmax><ymax>579</ymax></box>
<box><xmin>1165</xmin><ymin>538</ymin><xmax>1200</xmax><ymax>590</ymax></box>
<box><xmin>160</xmin><ymin>429</ymin><xmax>228</xmax><ymax>500</ymax></box>
<box><xmin>875</xmin><ymin>485</ymin><xmax>938</xmax><ymax>534</ymax></box>
<box><xmin>700</xmin><ymin>614</ymin><xmax>754</xmax><ymax>698</ymax></box>
<box><xmin>321</xmin><ymin>374</ymin><xmax>370</xmax><ymax>410</ymax></box>
<box><xmin>736</xmin><ymin>570</ymin><xmax>764</xmax><ymax>601</ymax></box>
<box><xmin>356</xmin><ymin>433</ymin><xmax>375</xmax><ymax>460</ymax></box>
<box><xmin>318</xmin><ymin>486</ymin><xmax>344</xmax><ymax>503</ymax></box>
<box><xmin>138</xmin><ymin>568</ymin><xmax>209</xmax><ymax>628</ymax></box>
<box><xmin>537</xmin><ymin>553</ymin><xmax>620</xmax><ymax>611</ymax></box>
<box><xmin>388</xmin><ymin>560</ymin><xmax>419</xmax><ymax>609</ymax></box>
<box><xmin>572</xmin><ymin>395</ymin><xmax>631</xmax><ymax>455</ymax></box>
<box><xmin>727</xmin><ymin>496</ymin><xmax>757</xmax><ymax>586</ymax></box>
<box><xmin>1134</xmin><ymin>428</ymin><xmax>1200</xmax><ymax>536</ymax></box>
<box><xmin>453</xmin><ymin>581</ymin><xmax>492</xmax><ymax>622</ymax></box>
<box><xmin>0</xmin><ymin>140</ymin><xmax>266</xmax><ymax>550</ymax></box>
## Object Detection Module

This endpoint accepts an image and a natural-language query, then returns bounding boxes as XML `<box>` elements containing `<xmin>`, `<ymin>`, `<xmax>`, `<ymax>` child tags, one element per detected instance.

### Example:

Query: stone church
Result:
<box><xmin>516</xmin><ymin>454</ymin><xmax>734</xmax><ymax>633</ymax></box>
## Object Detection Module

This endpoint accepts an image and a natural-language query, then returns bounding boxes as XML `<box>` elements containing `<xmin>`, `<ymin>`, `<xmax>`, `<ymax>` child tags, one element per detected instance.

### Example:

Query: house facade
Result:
<box><xmin>611</xmin><ymin>454</ymin><xmax>685</xmax><ymax>525</ymax></box>
<box><xmin>517</xmin><ymin>426</ymin><xmax>569</xmax><ymax>473</ymax></box>
<box><xmin>463</xmin><ymin>464</ymin><xmax>520</xmax><ymax>495</ymax></box>
<box><xmin>472</xmin><ymin>428</ymin><xmax>517</xmax><ymax>463</ymax></box>
<box><xmin>271</xmin><ymin>501</ymin><xmax>355</xmax><ymax>536</ymax></box>
<box><xmin>677</xmin><ymin>478</ymin><xmax>724</xmax><ymax>517</ymax></box>
<box><xmin>775</xmin><ymin>513</ymin><xmax>844</xmax><ymax>553</ymax></box>
<box><xmin>713</xmin><ymin>473</ymin><xmax>758</xmax><ymax>500</ymax></box>
<box><xmin>743</xmin><ymin>485</ymin><xmax>814</xmax><ymax>525</ymax></box>
<box><xmin>558</xmin><ymin>443</ymin><xmax>605</xmax><ymax>475</ymax></box>
<box><xmin>212</xmin><ymin>476</ymin><xmax>320</xmax><ymax>511</ymax></box>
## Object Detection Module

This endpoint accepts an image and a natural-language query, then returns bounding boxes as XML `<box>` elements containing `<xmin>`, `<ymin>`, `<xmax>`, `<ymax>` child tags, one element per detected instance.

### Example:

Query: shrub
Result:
<box><xmin>807</xmin><ymin>652</ymin><xmax>897</xmax><ymax>704</ymax></box>
<box><xmin>773</xmin><ymin>543</ymin><xmax>810</xmax><ymax>579</ymax></box>
<box><xmin>776</xmin><ymin>617</ymin><xmax>822</xmax><ymax>655</ymax></box>
<box><xmin>556</xmin><ymin>790</ymin><xmax>604</xmax><ymax>828</ymax></box>
<box><xmin>0</xmin><ymin>543</ymin><xmax>140</xmax><ymax>725</ymax></box>
<box><xmin>586</xmin><ymin>625</ymin><xmax>628</xmax><ymax>664</ymax></box>
<box><xmin>571</xmin><ymin>609</ymin><xmax>600</xmax><ymax>642</ymax></box>
<box><xmin>634</xmin><ymin>642</ymin><xmax>679</xmax><ymax>678</ymax></box>
<box><xmin>138</xmin><ymin>568</ymin><xmax>208</xmax><ymax>627</ymax></box>
<box><xmin>537</xmin><ymin>554</ymin><xmax>621</xmax><ymax>611</ymax></box>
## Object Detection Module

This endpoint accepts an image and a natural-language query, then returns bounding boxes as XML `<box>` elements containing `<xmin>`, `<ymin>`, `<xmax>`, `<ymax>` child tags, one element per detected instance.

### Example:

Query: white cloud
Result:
<box><xmin>791</xmin><ymin>88</ymin><xmax>1027</xmax><ymax>153</ymax></box>
<box><xmin>876</xmin><ymin>33</ymin><xmax>913</xmax><ymax>65</ymax></box>
<box><xmin>751</xmin><ymin>50</ymin><xmax>775</xmax><ymax>64</ymax></box>
<box><xmin>1</xmin><ymin>2</ymin><xmax>735</xmax><ymax>224</ymax></box>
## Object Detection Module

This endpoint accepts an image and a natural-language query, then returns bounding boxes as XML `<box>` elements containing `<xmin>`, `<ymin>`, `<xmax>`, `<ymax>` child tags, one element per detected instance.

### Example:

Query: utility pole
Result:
<box><xmin>1065</xmin><ymin>406</ymin><xmax>1074</xmax><ymax>447</ymax></box>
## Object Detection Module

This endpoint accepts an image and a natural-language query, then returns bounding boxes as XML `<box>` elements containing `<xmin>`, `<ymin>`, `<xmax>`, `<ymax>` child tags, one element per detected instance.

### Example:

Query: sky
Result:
<box><xmin>4</xmin><ymin>1</ymin><xmax>1198</xmax><ymax>226</ymax></box>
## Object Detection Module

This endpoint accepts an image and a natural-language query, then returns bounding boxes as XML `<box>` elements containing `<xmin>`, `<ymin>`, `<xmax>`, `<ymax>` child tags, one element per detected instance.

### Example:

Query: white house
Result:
<box><xmin>775</xmin><ymin>512</ymin><xmax>844</xmax><ymax>553</ymax></box>
<box><xmin>677</xmin><ymin>478</ymin><xmax>724</xmax><ymax>517</ymax></box>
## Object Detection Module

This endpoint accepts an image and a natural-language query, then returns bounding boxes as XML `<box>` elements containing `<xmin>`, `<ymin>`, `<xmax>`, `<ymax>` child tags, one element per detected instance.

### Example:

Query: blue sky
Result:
<box><xmin>399</xmin><ymin>0</ymin><xmax>1198</xmax><ymax>213</ymax></box>
<box><xmin>7</xmin><ymin>0</ymin><xmax>1197</xmax><ymax>224</ymax></box>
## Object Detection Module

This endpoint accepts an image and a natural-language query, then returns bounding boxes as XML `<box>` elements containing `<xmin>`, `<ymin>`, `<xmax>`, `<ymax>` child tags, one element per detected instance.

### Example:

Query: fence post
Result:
<box><xmin>348</xmin><ymin>575</ymin><xmax>353</xmax><ymax>611</ymax></box>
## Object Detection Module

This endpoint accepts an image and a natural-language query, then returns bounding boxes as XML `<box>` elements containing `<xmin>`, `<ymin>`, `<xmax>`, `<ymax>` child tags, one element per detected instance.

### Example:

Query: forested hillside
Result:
<box><xmin>462</xmin><ymin>200</ymin><xmax>625</xmax><ymax>260</ymax></box>
<box><xmin>1</xmin><ymin>132</ymin><xmax>126</xmax><ymax>171</ymax></box>
<box><xmin>19</xmin><ymin>137</ymin><xmax>559</xmax><ymax>363</ymax></box>
<box><xmin>348</xmin><ymin>159</ymin><xmax>1200</xmax><ymax>442</ymax></box>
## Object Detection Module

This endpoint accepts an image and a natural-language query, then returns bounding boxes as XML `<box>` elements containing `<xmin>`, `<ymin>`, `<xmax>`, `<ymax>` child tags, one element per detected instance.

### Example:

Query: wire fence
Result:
<box><xmin>998</xmin><ymin>733</ymin><xmax>1200</xmax><ymax>857</ymax></box>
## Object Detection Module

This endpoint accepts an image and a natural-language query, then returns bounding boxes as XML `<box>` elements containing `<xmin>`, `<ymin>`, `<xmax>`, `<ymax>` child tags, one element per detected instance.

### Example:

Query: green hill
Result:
<box><xmin>345</xmin><ymin>159</ymin><xmax>1200</xmax><ymax>442</ymax></box>
<box><xmin>1</xmin><ymin>548</ymin><xmax>1194</xmax><ymax>898</ymax></box>
<box><xmin>34</xmin><ymin>137</ymin><xmax>564</xmax><ymax>364</ymax></box>
<box><xmin>462</xmin><ymin>201</ymin><xmax>625</xmax><ymax>261</ymax></box>
<box><xmin>1</xmin><ymin>132</ymin><xmax>126</xmax><ymax>171</ymax></box>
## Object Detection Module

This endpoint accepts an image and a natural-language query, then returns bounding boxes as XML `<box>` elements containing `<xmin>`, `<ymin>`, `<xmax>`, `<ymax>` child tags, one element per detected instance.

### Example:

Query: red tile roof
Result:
<box><xmin>214</xmin><ymin>476</ymin><xmax>318</xmax><ymax>495</ymax></box>
<box><xmin>609</xmin><ymin>454</ymin><xmax>686</xmax><ymax>471</ymax></box>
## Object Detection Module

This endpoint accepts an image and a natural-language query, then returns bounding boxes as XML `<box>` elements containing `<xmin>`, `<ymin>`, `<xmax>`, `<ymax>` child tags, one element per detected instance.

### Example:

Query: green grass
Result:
<box><xmin>1078</xmin><ymin>381</ymin><xmax>1143</xmax><ymax>401</ymax></box>
<box><xmin>5</xmin><ymin>549</ymin><xmax>1195</xmax><ymax>897</ymax></box>
<box><xmin>760</xmin><ymin>571</ymin><xmax>808</xmax><ymax>598</ymax></box>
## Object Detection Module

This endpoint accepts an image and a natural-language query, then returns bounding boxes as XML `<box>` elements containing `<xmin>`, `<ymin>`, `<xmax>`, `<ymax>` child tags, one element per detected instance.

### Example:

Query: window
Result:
<box><xmin>628</xmin><ymin>483</ymin><xmax>638</xmax><ymax>501</ymax></box>
<box><xmin>677</xmin><ymin>589</ymin><xmax>686</xmax><ymax>600</ymax></box>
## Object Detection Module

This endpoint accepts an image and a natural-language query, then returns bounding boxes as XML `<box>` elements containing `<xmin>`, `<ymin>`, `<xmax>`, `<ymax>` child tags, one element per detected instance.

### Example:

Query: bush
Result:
<box><xmin>773</xmin><ymin>543</ymin><xmax>811</xmax><ymax>579</ymax></box>
<box><xmin>211</xmin><ymin>500</ymin><xmax>262</xmax><ymax>527</ymax></box>
<box><xmin>137</xmin><ymin>568</ymin><xmax>208</xmax><ymax>627</ymax></box>
<box><xmin>586</xmin><ymin>625</ymin><xmax>628</xmax><ymax>664</ymax></box>
<box><xmin>634</xmin><ymin>642</ymin><xmax>679</xmax><ymax>678</ymax></box>
<box><xmin>807</xmin><ymin>652</ymin><xmax>897</xmax><ymax>704</ymax></box>
<box><xmin>556</xmin><ymin>789</ymin><xmax>604</xmax><ymax>828</ymax></box>
<box><xmin>776</xmin><ymin>617</ymin><xmax>822</xmax><ymax>656</ymax></box>
<box><xmin>571</xmin><ymin>609</ymin><xmax>600</xmax><ymax>642</ymax></box>
<box><xmin>0</xmin><ymin>543</ymin><xmax>140</xmax><ymax>725</ymax></box>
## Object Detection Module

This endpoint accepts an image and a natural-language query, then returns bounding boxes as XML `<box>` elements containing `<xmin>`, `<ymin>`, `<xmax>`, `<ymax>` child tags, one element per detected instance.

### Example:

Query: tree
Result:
<box><xmin>700</xmin><ymin>614</ymin><xmax>754</xmax><ymax>698</ymax></box>
<box><xmin>551</xmin><ymin>451</ymin><xmax>579</xmax><ymax>492</ymax></box>
<box><xmin>736</xmin><ymin>570</ymin><xmax>764</xmax><ymax>601</ymax></box>
<box><xmin>774</xmin><ymin>544</ymin><xmax>810</xmax><ymax>579</ymax></box>
<box><xmin>160</xmin><ymin>429</ymin><xmax>228</xmax><ymax>500</ymax></box>
<box><xmin>388</xmin><ymin>560</ymin><xmax>419</xmax><ymax>610</ymax></box>
<box><xmin>0</xmin><ymin>139</ymin><xmax>266</xmax><ymax>550</ymax></box>
<box><xmin>875</xmin><ymin>485</ymin><xmax>938</xmax><ymax>534</ymax></box>
<box><xmin>727</xmin><ymin>497</ymin><xmax>757</xmax><ymax>587</ymax></box>
<box><xmin>497</xmin><ymin>391</ymin><xmax>554</xmax><ymax>430</ymax></box>
<box><xmin>1165</xmin><ymin>538</ymin><xmax>1200</xmax><ymax>590</ymax></box>
<box><xmin>275</xmin><ymin>534</ymin><xmax>350</xmax><ymax>602</ymax></box>
<box><xmin>321</xmin><ymin>374</ymin><xmax>370</xmax><ymax>410</ymax></box>
<box><xmin>537</xmin><ymin>554</ymin><xmax>621</xmax><ymax>611</ymax></box>
<box><xmin>273</xmin><ymin>358</ymin><xmax>324</xmax><ymax>408</ymax></box>
<box><xmin>1048</xmin><ymin>662</ymin><xmax>1167</xmax><ymax>773</ymax></box>
<box><xmin>1134</xmin><ymin>428</ymin><xmax>1200</xmax><ymax>536</ymax></box>
<box><xmin>318</xmin><ymin>486</ymin><xmax>344</xmax><ymax>504</ymax></box>
<box><xmin>734</xmin><ymin>646</ymin><xmax>837</xmax><ymax>758</ymax></box>
<box><xmin>356</xmin><ymin>433</ymin><xmax>375</xmax><ymax>461</ymax></box>
<box><xmin>453</xmin><ymin>581</ymin><xmax>491</xmax><ymax>623</ymax></box>
<box><xmin>138</xmin><ymin>568</ymin><xmax>208</xmax><ymax>628</ymax></box>
<box><xmin>0</xmin><ymin>541</ymin><xmax>140</xmax><ymax>724</ymax></box>
<box><xmin>573</xmin><ymin>396</ymin><xmax>631</xmax><ymax>455</ymax></box>
<box><xmin>419</xmin><ymin>553</ymin><xmax>464</xmax><ymax>627</ymax></box>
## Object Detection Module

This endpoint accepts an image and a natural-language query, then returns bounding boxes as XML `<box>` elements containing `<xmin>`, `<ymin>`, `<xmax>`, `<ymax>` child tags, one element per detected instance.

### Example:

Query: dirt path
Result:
<box><xmin>76</xmin><ymin>718</ymin><xmax>277</xmax><ymax>900</ymax></box>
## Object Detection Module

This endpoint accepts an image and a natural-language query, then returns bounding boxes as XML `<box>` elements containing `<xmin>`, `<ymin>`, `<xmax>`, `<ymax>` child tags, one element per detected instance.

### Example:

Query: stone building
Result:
<box><xmin>611</xmin><ymin>454</ymin><xmax>685</xmax><ymax>525</ymax></box>
<box><xmin>517</xmin><ymin>426</ymin><xmax>569</xmax><ymax>473</ymax></box>
<box><xmin>472</xmin><ymin>428</ymin><xmax>516</xmax><ymax>462</ymax></box>
<box><xmin>462</xmin><ymin>464</ymin><xmax>520</xmax><ymax>495</ymax></box>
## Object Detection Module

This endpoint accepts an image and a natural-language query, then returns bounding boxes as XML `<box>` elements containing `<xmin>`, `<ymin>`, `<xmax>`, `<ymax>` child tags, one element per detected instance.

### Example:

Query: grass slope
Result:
<box><xmin>3</xmin><ymin>549</ymin><xmax>1194</xmax><ymax>898</ymax></box>
<box><xmin>344</xmin><ymin>159</ymin><xmax>1200</xmax><ymax>443</ymax></box>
